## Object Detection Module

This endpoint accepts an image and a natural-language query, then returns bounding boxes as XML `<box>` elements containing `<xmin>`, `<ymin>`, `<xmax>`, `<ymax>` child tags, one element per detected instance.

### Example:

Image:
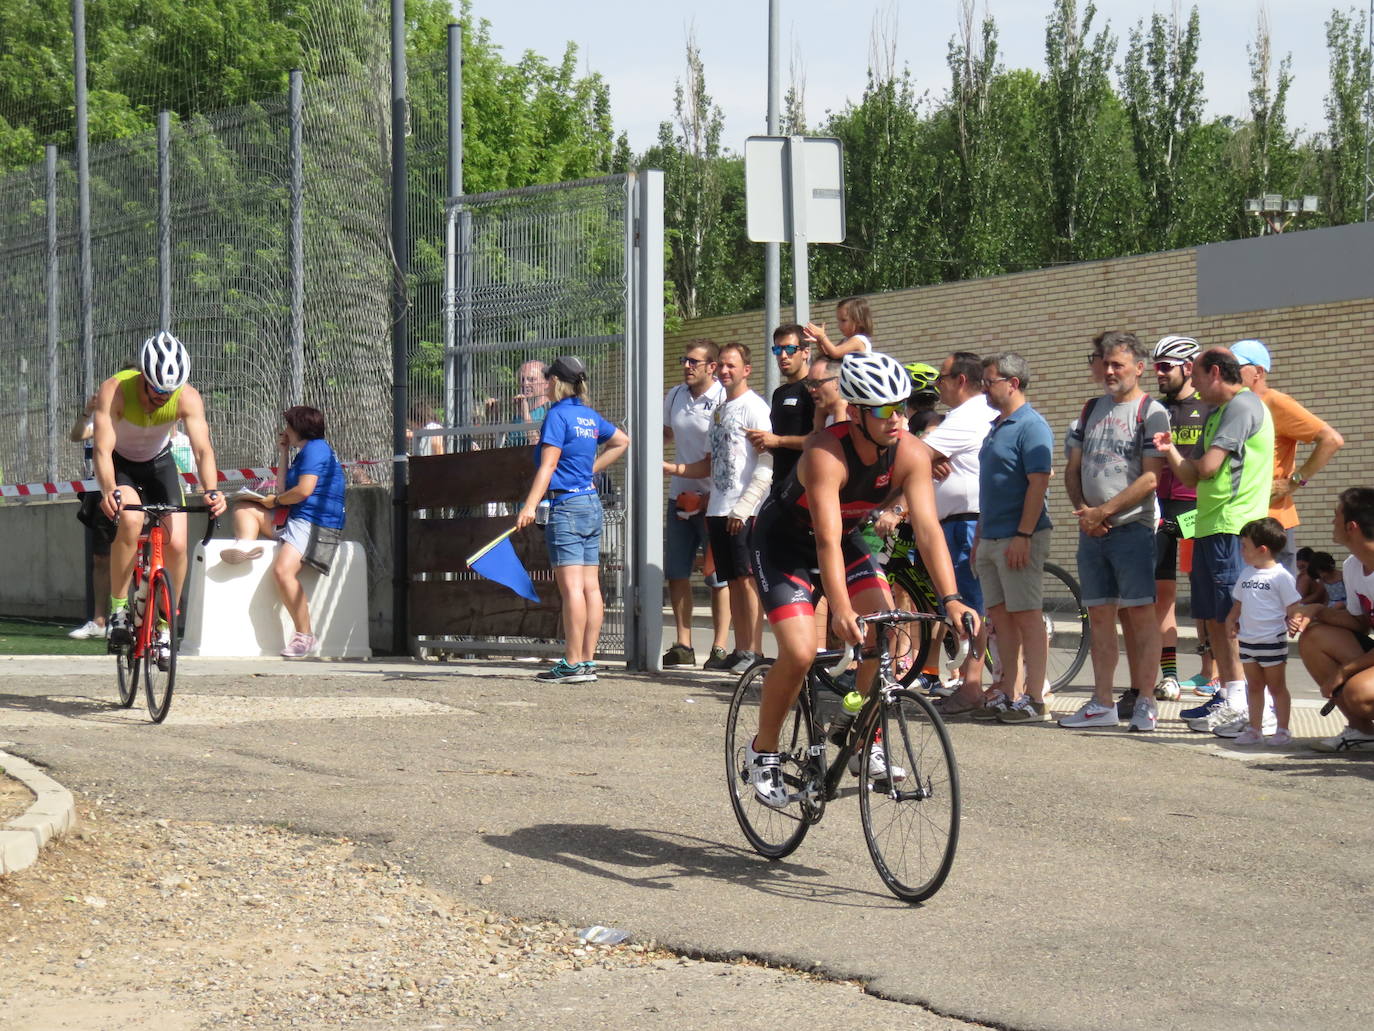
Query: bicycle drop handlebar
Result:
<box><xmin>826</xmin><ymin>609</ymin><xmax>975</xmax><ymax>679</ymax></box>
<box><xmin>115</xmin><ymin>497</ymin><xmax>219</xmax><ymax>547</ymax></box>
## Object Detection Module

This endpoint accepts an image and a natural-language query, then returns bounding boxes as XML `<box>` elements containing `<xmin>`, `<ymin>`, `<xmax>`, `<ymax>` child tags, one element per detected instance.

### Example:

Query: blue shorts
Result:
<box><xmin>546</xmin><ymin>493</ymin><xmax>603</xmax><ymax>567</ymax></box>
<box><xmin>1077</xmin><ymin>521</ymin><xmax>1157</xmax><ymax>608</ymax></box>
<box><xmin>665</xmin><ymin>500</ymin><xmax>709</xmax><ymax>581</ymax></box>
<box><xmin>942</xmin><ymin>518</ymin><xmax>984</xmax><ymax>614</ymax></box>
<box><xmin>1190</xmin><ymin>533</ymin><xmax>1242</xmax><ymax>621</ymax></box>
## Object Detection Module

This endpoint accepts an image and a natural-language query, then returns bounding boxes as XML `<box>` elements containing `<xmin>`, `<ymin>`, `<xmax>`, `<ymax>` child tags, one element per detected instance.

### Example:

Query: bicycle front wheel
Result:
<box><xmin>859</xmin><ymin>689</ymin><xmax>960</xmax><ymax>903</ymax></box>
<box><xmin>115</xmin><ymin>642</ymin><xmax>139</xmax><ymax>708</ymax></box>
<box><xmin>725</xmin><ymin>660</ymin><xmax>819</xmax><ymax>859</ymax></box>
<box><xmin>142</xmin><ymin>569</ymin><xmax>178</xmax><ymax>723</ymax></box>
<box><xmin>1042</xmin><ymin>562</ymin><xmax>1089</xmax><ymax>692</ymax></box>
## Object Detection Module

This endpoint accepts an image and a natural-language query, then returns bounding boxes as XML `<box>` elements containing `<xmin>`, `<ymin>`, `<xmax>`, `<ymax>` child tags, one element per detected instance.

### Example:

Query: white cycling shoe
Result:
<box><xmin>745</xmin><ymin>738</ymin><xmax>790</xmax><ymax>809</ymax></box>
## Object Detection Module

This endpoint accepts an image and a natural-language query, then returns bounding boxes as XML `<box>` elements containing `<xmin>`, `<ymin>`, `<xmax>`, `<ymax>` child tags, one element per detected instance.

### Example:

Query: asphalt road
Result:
<box><xmin>3</xmin><ymin>653</ymin><xmax>1372</xmax><ymax>1030</ymax></box>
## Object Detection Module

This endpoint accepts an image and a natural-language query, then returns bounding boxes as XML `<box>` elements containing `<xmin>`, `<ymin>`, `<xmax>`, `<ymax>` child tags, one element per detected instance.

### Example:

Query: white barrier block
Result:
<box><xmin>182</xmin><ymin>540</ymin><xmax>372</xmax><ymax>659</ymax></box>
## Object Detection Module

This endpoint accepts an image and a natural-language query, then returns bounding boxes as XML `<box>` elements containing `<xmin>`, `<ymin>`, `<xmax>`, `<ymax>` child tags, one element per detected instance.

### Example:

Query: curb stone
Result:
<box><xmin>0</xmin><ymin>749</ymin><xmax>77</xmax><ymax>875</ymax></box>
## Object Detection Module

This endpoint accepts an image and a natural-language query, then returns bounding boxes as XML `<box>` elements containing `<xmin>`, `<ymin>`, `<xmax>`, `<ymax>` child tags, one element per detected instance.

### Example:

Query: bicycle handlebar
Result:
<box><xmin>116</xmin><ymin>498</ymin><xmax>219</xmax><ymax>547</ymax></box>
<box><xmin>826</xmin><ymin>609</ymin><xmax>973</xmax><ymax>679</ymax></box>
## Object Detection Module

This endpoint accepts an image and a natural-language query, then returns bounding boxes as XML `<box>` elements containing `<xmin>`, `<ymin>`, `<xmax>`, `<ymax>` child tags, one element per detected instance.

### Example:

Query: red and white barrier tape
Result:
<box><xmin>0</xmin><ymin>459</ymin><xmax>383</xmax><ymax>499</ymax></box>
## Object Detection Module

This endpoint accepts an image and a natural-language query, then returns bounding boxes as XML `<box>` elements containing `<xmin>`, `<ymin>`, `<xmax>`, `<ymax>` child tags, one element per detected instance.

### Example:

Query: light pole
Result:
<box><xmin>1244</xmin><ymin>193</ymin><xmax>1320</xmax><ymax>234</ymax></box>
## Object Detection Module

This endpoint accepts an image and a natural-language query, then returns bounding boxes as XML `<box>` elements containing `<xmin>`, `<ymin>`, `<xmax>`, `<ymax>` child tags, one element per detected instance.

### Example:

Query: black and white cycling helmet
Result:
<box><xmin>1153</xmin><ymin>334</ymin><xmax>1199</xmax><ymax>365</ymax></box>
<box><xmin>140</xmin><ymin>330</ymin><xmax>190</xmax><ymax>393</ymax></box>
<box><xmin>838</xmin><ymin>351</ymin><xmax>911</xmax><ymax>408</ymax></box>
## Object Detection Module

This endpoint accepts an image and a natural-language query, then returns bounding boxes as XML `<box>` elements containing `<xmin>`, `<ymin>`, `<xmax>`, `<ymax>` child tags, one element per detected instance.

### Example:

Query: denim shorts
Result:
<box><xmin>1077</xmin><ymin>521</ymin><xmax>1157</xmax><ymax>608</ymax></box>
<box><xmin>942</xmin><ymin>517</ymin><xmax>984</xmax><ymax>615</ymax></box>
<box><xmin>1190</xmin><ymin>533</ymin><xmax>1242</xmax><ymax>621</ymax></box>
<box><xmin>545</xmin><ymin>493</ymin><xmax>603</xmax><ymax>567</ymax></box>
<box><xmin>665</xmin><ymin>500</ymin><xmax>709</xmax><ymax>580</ymax></box>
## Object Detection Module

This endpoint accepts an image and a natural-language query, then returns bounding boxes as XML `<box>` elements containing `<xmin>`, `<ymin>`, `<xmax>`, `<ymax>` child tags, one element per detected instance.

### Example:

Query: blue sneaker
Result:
<box><xmin>1180</xmin><ymin>673</ymin><xmax>1218</xmax><ymax>696</ymax></box>
<box><xmin>578</xmin><ymin>661</ymin><xmax>598</xmax><ymax>682</ymax></box>
<box><xmin>536</xmin><ymin>659</ymin><xmax>589</xmax><ymax>683</ymax></box>
<box><xmin>1180</xmin><ymin>693</ymin><xmax>1226</xmax><ymax>721</ymax></box>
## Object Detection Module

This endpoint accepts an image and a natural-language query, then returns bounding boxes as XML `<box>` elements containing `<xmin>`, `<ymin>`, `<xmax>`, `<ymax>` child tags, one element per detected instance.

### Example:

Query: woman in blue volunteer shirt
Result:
<box><xmin>224</xmin><ymin>405</ymin><xmax>346</xmax><ymax>658</ymax></box>
<box><xmin>516</xmin><ymin>356</ymin><xmax>630</xmax><ymax>683</ymax></box>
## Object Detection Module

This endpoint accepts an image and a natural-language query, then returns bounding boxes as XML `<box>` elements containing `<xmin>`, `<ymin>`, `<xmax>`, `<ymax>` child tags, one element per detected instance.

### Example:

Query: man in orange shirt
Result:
<box><xmin>1231</xmin><ymin>339</ymin><xmax>1344</xmax><ymax>575</ymax></box>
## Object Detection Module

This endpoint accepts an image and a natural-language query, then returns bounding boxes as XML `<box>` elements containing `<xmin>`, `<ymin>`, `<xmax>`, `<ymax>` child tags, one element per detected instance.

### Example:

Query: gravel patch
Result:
<box><xmin>1</xmin><ymin>802</ymin><xmax>917</xmax><ymax>1031</ymax></box>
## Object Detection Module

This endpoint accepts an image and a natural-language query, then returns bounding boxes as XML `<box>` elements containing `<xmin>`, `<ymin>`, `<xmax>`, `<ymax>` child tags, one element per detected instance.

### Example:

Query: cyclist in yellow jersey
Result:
<box><xmin>93</xmin><ymin>331</ymin><xmax>227</xmax><ymax>648</ymax></box>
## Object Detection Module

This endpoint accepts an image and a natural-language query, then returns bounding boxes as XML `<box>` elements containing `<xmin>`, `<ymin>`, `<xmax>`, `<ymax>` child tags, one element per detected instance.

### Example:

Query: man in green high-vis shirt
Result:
<box><xmin>1154</xmin><ymin>348</ymin><xmax>1275</xmax><ymax>729</ymax></box>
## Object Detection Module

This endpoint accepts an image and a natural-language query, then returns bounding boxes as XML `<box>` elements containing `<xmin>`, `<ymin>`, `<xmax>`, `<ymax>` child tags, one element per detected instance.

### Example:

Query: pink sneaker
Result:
<box><xmin>1265</xmin><ymin>728</ymin><xmax>1293</xmax><ymax>746</ymax></box>
<box><xmin>281</xmin><ymin>632</ymin><xmax>316</xmax><ymax>658</ymax></box>
<box><xmin>1231</xmin><ymin>725</ymin><xmax>1264</xmax><ymax>745</ymax></box>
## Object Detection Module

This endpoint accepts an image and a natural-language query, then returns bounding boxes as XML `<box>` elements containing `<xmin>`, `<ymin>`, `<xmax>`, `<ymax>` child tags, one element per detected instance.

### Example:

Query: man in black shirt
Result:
<box><xmin>746</xmin><ymin>324</ymin><xmax>815</xmax><ymax>496</ymax></box>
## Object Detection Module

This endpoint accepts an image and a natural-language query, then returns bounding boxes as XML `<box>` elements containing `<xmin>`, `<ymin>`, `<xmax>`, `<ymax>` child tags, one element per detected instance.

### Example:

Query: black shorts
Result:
<box><xmin>705</xmin><ymin>515</ymin><xmax>754</xmax><ymax>582</ymax></box>
<box><xmin>751</xmin><ymin>514</ymin><xmax>886</xmax><ymax>625</ymax></box>
<box><xmin>113</xmin><ymin>447</ymin><xmax>184</xmax><ymax>507</ymax></box>
<box><xmin>1155</xmin><ymin>498</ymin><xmax>1195</xmax><ymax>582</ymax></box>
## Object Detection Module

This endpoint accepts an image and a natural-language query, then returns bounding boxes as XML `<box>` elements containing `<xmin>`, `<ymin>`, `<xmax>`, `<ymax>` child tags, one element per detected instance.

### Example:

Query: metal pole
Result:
<box><xmin>46</xmin><ymin>146</ymin><xmax>60</xmax><ymax>483</ymax></box>
<box><xmin>633</xmin><ymin>170</ymin><xmax>666</xmax><ymax>671</ymax></box>
<box><xmin>764</xmin><ymin>0</ymin><xmax>782</xmax><ymax>398</ymax></box>
<box><xmin>157</xmin><ymin>110</ymin><xmax>171</xmax><ymax>331</ymax></box>
<box><xmin>73</xmin><ymin>0</ymin><xmax>93</xmax><ymax>399</ymax></box>
<box><xmin>444</xmin><ymin>24</ymin><xmax>462</xmax><ymax>445</ymax></box>
<box><xmin>288</xmin><ymin>69</ymin><xmax>305</xmax><ymax>406</ymax></box>
<box><xmin>390</xmin><ymin>0</ymin><xmax>410</xmax><ymax>655</ymax></box>
<box><xmin>786</xmin><ymin>135</ymin><xmax>810</xmax><ymax>327</ymax></box>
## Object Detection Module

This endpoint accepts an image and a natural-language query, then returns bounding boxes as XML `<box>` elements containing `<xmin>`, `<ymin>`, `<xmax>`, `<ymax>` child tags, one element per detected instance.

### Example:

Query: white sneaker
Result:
<box><xmin>1187</xmin><ymin>703</ymin><xmax>1246</xmax><ymax>733</ymax></box>
<box><xmin>1313</xmin><ymin>726</ymin><xmax>1374</xmax><ymax>753</ymax></box>
<box><xmin>68</xmin><ymin>619</ymin><xmax>104</xmax><ymax>640</ymax></box>
<box><xmin>1058</xmin><ymin>699</ymin><xmax>1120</xmax><ymax>729</ymax></box>
<box><xmin>848</xmin><ymin>743</ymin><xmax>907</xmax><ymax>782</ymax></box>
<box><xmin>1154</xmin><ymin>676</ymin><xmax>1181</xmax><ymax>701</ymax></box>
<box><xmin>153</xmin><ymin>628</ymin><xmax>172</xmax><ymax>671</ymax></box>
<box><xmin>1213</xmin><ymin>707</ymin><xmax>1276</xmax><ymax>738</ymax></box>
<box><xmin>746</xmin><ymin>738</ymin><xmax>789</xmax><ymax>808</ymax></box>
<box><xmin>1129</xmin><ymin>697</ymin><xmax>1158</xmax><ymax>732</ymax></box>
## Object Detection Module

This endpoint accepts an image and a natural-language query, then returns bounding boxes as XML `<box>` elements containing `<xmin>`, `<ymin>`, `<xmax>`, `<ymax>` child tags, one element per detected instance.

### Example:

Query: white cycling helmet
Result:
<box><xmin>1153</xmin><ymin>334</ymin><xmax>1199</xmax><ymax>364</ymax></box>
<box><xmin>838</xmin><ymin>351</ymin><xmax>911</xmax><ymax>408</ymax></box>
<box><xmin>140</xmin><ymin>330</ymin><xmax>190</xmax><ymax>394</ymax></box>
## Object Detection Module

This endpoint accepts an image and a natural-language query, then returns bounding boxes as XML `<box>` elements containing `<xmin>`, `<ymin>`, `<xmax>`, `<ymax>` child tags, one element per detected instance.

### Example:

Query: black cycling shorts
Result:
<box><xmin>752</xmin><ymin>523</ymin><xmax>888</xmax><ymax>625</ymax></box>
<box><xmin>1155</xmin><ymin>497</ymin><xmax>1194</xmax><ymax>582</ymax></box>
<box><xmin>113</xmin><ymin>447</ymin><xmax>184</xmax><ymax>507</ymax></box>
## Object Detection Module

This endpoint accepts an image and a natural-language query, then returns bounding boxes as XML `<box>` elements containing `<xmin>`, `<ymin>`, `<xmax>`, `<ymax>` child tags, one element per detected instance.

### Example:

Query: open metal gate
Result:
<box><xmin>408</xmin><ymin>171</ymin><xmax>662</xmax><ymax>668</ymax></box>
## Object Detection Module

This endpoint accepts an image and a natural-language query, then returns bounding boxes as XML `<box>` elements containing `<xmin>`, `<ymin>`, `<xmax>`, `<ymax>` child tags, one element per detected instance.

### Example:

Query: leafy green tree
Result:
<box><xmin>1118</xmin><ymin>5</ymin><xmax>1204</xmax><ymax>250</ymax></box>
<box><xmin>1318</xmin><ymin>6</ymin><xmax>1372</xmax><ymax>224</ymax></box>
<box><xmin>1043</xmin><ymin>0</ymin><xmax>1116</xmax><ymax>262</ymax></box>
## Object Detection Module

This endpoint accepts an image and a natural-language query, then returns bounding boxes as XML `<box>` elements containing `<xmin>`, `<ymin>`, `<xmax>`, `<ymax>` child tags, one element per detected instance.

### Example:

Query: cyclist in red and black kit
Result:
<box><xmin>1152</xmin><ymin>334</ymin><xmax>1215</xmax><ymax>698</ymax></box>
<box><xmin>746</xmin><ymin>351</ymin><xmax>978</xmax><ymax>807</ymax></box>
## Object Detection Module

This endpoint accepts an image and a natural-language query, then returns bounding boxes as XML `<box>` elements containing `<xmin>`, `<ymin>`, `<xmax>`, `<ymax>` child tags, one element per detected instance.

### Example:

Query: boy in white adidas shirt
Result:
<box><xmin>1224</xmin><ymin>517</ymin><xmax>1302</xmax><ymax>745</ymax></box>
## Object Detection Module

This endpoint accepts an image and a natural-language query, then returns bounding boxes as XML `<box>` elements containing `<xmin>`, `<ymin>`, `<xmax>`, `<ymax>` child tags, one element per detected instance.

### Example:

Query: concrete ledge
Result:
<box><xmin>0</xmin><ymin>750</ymin><xmax>77</xmax><ymax>875</ymax></box>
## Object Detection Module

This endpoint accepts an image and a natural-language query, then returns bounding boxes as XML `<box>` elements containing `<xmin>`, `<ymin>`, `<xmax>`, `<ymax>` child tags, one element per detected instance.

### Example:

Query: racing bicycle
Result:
<box><xmin>726</xmin><ymin>610</ymin><xmax>970</xmax><ymax>903</ymax></box>
<box><xmin>111</xmin><ymin>501</ymin><xmax>217</xmax><ymax>723</ymax></box>
<box><xmin>882</xmin><ymin>527</ymin><xmax>1089</xmax><ymax>692</ymax></box>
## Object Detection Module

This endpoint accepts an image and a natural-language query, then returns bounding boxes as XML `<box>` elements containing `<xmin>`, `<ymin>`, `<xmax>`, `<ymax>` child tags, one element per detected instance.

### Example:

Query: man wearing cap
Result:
<box><xmin>1231</xmin><ymin>339</ymin><xmax>1345</xmax><ymax>576</ymax></box>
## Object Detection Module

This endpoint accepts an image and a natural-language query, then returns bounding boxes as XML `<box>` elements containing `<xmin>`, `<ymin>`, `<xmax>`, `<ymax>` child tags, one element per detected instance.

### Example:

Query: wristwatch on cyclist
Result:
<box><xmin>940</xmin><ymin>593</ymin><xmax>964</xmax><ymax>606</ymax></box>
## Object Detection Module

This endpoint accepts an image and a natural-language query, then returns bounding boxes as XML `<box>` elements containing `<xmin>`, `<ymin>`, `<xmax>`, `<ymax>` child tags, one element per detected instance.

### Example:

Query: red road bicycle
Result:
<box><xmin>110</xmin><ymin>501</ymin><xmax>217</xmax><ymax>723</ymax></box>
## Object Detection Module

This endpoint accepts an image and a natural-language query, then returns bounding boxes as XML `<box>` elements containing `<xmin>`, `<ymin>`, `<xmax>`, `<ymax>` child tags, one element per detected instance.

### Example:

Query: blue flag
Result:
<box><xmin>467</xmin><ymin>528</ymin><xmax>540</xmax><ymax>603</ymax></box>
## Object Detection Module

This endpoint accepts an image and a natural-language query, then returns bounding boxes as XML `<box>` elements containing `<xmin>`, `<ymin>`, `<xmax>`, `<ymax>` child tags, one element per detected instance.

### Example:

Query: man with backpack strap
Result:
<box><xmin>1060</xmin><ymin>331</ymin><xmax>1171</xmax><ymax>732</ymax></box>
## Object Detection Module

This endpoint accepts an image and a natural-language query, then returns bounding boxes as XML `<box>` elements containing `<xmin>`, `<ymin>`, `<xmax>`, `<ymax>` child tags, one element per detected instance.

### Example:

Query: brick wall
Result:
<box><xmin>666</xmin><ymin>245</ymin><xmax>1374</xmax><ymax>571</ymax></box>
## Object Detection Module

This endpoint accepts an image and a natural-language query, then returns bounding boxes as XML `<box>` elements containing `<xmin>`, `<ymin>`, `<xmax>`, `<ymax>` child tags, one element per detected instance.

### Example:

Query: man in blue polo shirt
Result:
<box><xmin>959</xmin><ymin>353</ymin><xmax>1054</xmax><ymax>722</ymax></box>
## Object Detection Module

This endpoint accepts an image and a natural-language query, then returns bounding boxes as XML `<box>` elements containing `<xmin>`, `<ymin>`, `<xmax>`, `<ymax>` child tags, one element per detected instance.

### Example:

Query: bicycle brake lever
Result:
<box><xmin>827</xmin><ymin>642</ymin><xmax>861</xmax><ymax>680</ymax></box>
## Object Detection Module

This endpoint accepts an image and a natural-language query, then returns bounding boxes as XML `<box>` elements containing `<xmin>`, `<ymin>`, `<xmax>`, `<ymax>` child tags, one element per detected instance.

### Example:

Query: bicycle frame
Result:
<box><xmin>119</xmin><ymin>502</ymin><xmax>218</xmax><ymax>655</ymax></box>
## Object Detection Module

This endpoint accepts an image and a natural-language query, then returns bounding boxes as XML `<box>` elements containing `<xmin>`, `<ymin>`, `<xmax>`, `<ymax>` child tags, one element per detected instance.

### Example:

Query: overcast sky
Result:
<box><xmin>466</xmin><ymin>0</ymin><xmax>1353</xmax><ymax>153</ymax></box>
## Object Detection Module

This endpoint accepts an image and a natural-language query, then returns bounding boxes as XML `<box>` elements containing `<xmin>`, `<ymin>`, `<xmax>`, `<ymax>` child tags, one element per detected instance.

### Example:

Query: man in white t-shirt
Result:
<box><xmin>665</xmin><ymin>342</ymin><xmax>772</xmax><ymax>673</ymax></box>
<box><xmin>1291</xmin><ymin>487</ymin><xmax>1374</xmax><ymax>751</ymax></box>
<box><xmin>661</xmin><ymin>341</ymin><xmax>730</xmax><ymax>669</ymax></box>
<box><xmin>920</xmin><ymin>351</ymin><xmax>997</xmax><ymax>713</ymax></box>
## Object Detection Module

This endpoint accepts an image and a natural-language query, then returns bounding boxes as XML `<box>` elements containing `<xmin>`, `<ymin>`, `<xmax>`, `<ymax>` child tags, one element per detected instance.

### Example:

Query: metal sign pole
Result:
<box><xmin>786</xmin><ymin>135</ymin><xmax>810</xmax><ymax>327</ymax></box>
<box><xmin>763</xmin><ymin>0</ymin><xmax>782</xmax><ymax>398</ymax></box>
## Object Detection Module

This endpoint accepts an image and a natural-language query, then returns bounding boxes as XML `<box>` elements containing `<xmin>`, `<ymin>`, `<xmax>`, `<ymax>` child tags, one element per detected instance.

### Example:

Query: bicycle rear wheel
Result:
<box><xmin>1042</xmin><ymin>562</ymin><xmax>1089</xmax><ymax>691</ymax></box>
<box><xmin>142</xmin><ymin>569</ymin><xmax>178</xmax><ymax>723</ymax></box>
<box><xmin>115</xmin><ymin>643</ymin><xmax>139</xmax><ymax>707</ymax></box>
<box><xmin>725</xmin><ymin>660</ymin><xmax>820</xmax><ymax>859</ymax></box>
<box><xmin>859</xmin><ymin>689</ymin><xmax>959</xmax><ymax>903</ymax></box>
